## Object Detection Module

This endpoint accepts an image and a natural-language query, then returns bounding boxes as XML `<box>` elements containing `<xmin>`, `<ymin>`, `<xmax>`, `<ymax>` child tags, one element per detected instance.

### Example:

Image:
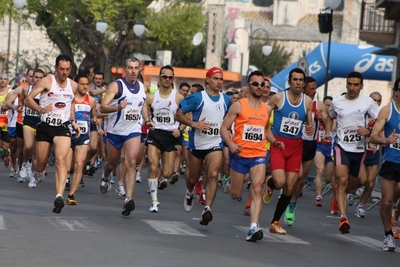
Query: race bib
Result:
<box><xmin>154</xmin><ymin>110</ymin><xmax>174</xmax><ymax>125</ymax></box>
<box><xmin>318</xmin><ymin>130</ymin><xmax>332</xmax><ymax>143</ymax></box>
<box><xmin>44</xmin><ymin>114</ymin><xmax>63</xmax><ymax>126</ymax></box>
<box><xmin>25</xmin><ymin>107</ymin><xmax>39</xmax><ymax>117</ymax></box>
<box><xmin>123</xmin><ymin>108</ymin><xmax>140</xmax><ymax>122</ymax></box>
<box><xmin>390</xmin><ymin>135</ymin><xmax>400</xmax><ymax>150</ymax></box>
<box><xmin>201</xmin><ymin>121</ymin><xmax>221</xmax><ymax>136</ymax></box>
<box><xmin>77</xmin><ymin>120</ymin><xmax>88</xmax><ymax>134</ymax></box>
<box><xmin>339</xmin><ymin>128</ymin><xmax>362</xmax><ymax>143</ymax></box>
<box><xmin>242</xmin><ymin>124</ymin><xmax>264</xmax><ymax>142</ymax></box>
<box><xmin>279</xmin><ymin>117</ymin><xmax>302</xmax><ymax>136</ymax></box>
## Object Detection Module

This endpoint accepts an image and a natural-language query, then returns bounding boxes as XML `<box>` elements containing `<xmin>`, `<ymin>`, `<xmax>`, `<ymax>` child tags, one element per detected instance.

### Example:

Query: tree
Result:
<box><xmin>1</xmin><ymin>0</ymin><xmax>206</xmax><ymax>82</ymax></box>
<box><xmin>249</xmin><ymin>41</ymin><xmax>293</xmax><ymax>77</ymax></box>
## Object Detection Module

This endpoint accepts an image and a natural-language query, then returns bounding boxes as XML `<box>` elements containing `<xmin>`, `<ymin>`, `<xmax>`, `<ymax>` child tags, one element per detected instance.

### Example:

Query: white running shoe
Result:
<box><xmin>19</xmin><ymin>162</ymin><xmax>30</xmax><ymax>178</ymax></box>
<box><xmin>110</xmin><ymin>175</ymin><xmax>115</xmax><ymax>184</ymax></box>
<box><xmin>9</xmin><ymin>167</ymin><xmax>17</xmax><ymax>178</ymax></box>
<box><xmin>355</xmin><ymin>206</ymin><xmax>366</xmax><ymax>218</ymax></box>
<box><xmin>347</xmin><ymin>193</ymin><xmax>355</xmax><ymax>206</ymax></box>
<box><xmin>35</xmin><ymin>170</ymin><xmax>45</xmax><ymax>183</ymax></box>
<box><xmin>383</xmin><ymin>234</ymin><xmax>396</xmax><ymax>251</ymax></box>
<box><xmin>223</xmin><ymin>178</ymin><xmax>230</xmax><ymax>194</ymax></box>
<box><xmin>116</xmin><ymin>182</ymin><xmax>126</xmax><ymax>196</ymax></box>
<box><xmin>28</xmin><ymin>172</ymin><xmax>37</xmax><ymax>188</ymax></box>
<box><xmin>149</xmin><ymin>201</ymin><xmax>160</xmax><ymax>212</ymax></box>
<box><xmin>136</xmin><ymin>172</ymin><xmax>142</xmax><ymax>183</ymax></box>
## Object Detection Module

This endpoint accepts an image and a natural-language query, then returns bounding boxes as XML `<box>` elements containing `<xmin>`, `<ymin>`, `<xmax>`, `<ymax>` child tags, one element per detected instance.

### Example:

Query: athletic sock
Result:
<box><xmin>148</xmin><ymin>178</ymin><xmax>158</xmax><ymax>201</ymax></box>
<box><xmin>271</xmin><ymin>193</ymin><xmax>291</xmax><ymax>223</ymax></box>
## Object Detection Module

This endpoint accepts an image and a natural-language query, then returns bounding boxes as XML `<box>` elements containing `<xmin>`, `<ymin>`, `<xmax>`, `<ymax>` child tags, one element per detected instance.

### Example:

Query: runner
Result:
<box><xmin>99</xmin><ymin>57</ymin><xmax>146</xmax><ymax>216</ymax></box>
<box><xmin>221</xmin><ymin>70</ymin><xmax>272</xmax><ymax>241</ymax></box>
<box><xmin>324</xmin><ymin>71</ymin><xmax>380</xmax><ymax>234</ymax></box>
<box><xmin>24</xmin><ymin>55</ymin><xmax>80</xmax><ymax>213</ymax></box>
<box><xmin>175</xmin><ymin>67</ymin><xmax>230</xmax><ymax>225</ymax></box>
<box><xmin>142</xmin><ymin>65</ymin><xmax>183</xmax><ymax>212</ymax></box>
<box><xmin>369</xmin><ymin>78</ymin><xmax>400</xmax><ymax>251</ymax></box>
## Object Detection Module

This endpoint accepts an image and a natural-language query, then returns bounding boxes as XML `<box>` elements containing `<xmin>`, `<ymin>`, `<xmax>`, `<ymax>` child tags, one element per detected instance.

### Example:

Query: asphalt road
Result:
<box><xmin>0</xmin><ymin>163</ymin><xmax>398</xmax><ymax>267</ymax></box>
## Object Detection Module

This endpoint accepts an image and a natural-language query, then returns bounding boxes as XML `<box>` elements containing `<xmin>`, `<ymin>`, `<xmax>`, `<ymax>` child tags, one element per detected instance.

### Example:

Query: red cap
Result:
<box><xmin>206</xmin><ymin>67</ymin><xmax>223</xmax><ymax>78</ymax></box>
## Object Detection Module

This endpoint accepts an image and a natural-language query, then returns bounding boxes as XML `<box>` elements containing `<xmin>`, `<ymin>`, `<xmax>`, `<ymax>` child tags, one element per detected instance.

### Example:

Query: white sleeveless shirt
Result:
<box><xmin>40</xmin><ymin>75</ymin><xmax>74</xmax><ymax>126</ymax></box>
<box><xmin>151</xmin><ymin>89</ymin><xmax>179</xmax><ymax>131</ymax></box>
<box><xmin>107</xmin><ymin>79</ymin><xmax>146</xmax><ymax>136</ymax></box>
<box><xmin>193</xmin><ymin>91</ymin><xmax>225</xmax><ymax>150</ymax></box>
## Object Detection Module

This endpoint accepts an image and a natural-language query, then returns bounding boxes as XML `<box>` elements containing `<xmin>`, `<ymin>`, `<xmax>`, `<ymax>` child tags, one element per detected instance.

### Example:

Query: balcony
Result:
<box><xmin>359</xmin><ymin>1</ymin><xmax>395</xmax><ymax>47</ymax></box>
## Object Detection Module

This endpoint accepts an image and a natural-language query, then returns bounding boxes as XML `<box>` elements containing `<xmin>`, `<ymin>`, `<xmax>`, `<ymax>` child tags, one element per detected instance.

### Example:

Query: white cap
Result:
<box><xmin>270</xmin><ymin>87</ymin><xmax>278</xmax><ymax>94</ymax></box>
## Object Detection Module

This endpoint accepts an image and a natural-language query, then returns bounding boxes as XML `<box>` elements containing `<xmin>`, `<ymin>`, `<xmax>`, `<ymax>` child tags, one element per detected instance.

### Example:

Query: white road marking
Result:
<box><xmin>143</xmin><ymin>220</ymin><xmax>206</xmax><ymax>237</ymax></box>
<box><xmin>234</xmin><ymin>226</ymin><xmax>310</xmax><ymax>244</ymax></box>
<box><xmin>0</xmin><ymin>215</ymin><xmax>6</xmax><ymax>230</ymax></box>
<box><xmin>46</xmin><ymin>217</ymin><xmax>93</xmax><ymax>231</ymax></box>
<box><xmin>329</xmin><ymin>234</ymin><xmax>383</xmax><ymax>250</ymax></box>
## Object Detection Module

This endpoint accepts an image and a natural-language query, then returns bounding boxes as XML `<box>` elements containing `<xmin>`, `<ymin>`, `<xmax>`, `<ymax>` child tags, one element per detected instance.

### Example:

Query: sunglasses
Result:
<box><xmin>20</xmin><ymin>80</ymin><xmax>27</xmax><ymax>83</ymax></box>
<box><xmin>249</xmin><ymin>81</ymin><xmax>265</xmax><ymax>87</ymax></box>
<box><xmin>160</xmin><ymin>74</ymin><xmax>174</xmax><ymax>80</ymax></box>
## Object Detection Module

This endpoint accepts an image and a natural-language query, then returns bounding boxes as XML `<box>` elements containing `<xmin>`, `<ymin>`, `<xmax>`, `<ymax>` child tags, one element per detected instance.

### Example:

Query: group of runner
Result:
<box><xmin>1</xmin><ymin>55</ymin><xmax>400</xmax><ymax>251</ymax></box>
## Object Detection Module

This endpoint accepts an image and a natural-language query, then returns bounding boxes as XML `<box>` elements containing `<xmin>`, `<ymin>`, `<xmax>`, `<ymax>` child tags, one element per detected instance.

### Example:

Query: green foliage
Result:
<box><xmin>146</xmin><ymin>1</ymin><xmax>206</xmax><ymax>55</ymax></box>
<box><xmin>249</xmin><ymin>41</ymin><xmax>292</xmax><ymax>77</ymax></box>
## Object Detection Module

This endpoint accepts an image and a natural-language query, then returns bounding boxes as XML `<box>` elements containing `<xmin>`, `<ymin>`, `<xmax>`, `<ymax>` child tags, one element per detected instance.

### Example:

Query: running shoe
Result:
<box><xmin>136</xmin><ymin>172</ymin><xmax>142</xmax><ymax>183</ymax></box>
<box><xmin>110</xmin><ymin>176</ymin><xmax>115</xmax><ymax>184</ymax></box>
<box><xmin>35</xmin><ymin>170</ymin><xmax>45</xmax><ymax>183</ymax></box>
<box><xmin>158</xmin><ymin>178</ymin><xmax>168</xmax><ymax>190</ymax></box>
<box><xmin>262</xmin><ymin>176</ymin><xmax>274</xmax><ymax>204</ymax></box>
<box><xmin>121</xmin><ymin>198</ymin><xmax>135</xmax><ymax>216</ymax></box>
<box><xmin>88</xmin><ymin>165</ymin><xmax>96</xmax><ymax>176</ymax></box>
<box><xmin>223</xmin><ymin>177</ymin><xmax>230</xmax><ymax>194</ymax></box>
<box><xmin>339</xmin><ymin>217</ymin><xmax>350</xmax><ymax>234</ymax></box>
<box><xmin>79</xmin><ymin>178</ymin><xmax>85</xmax><ymax>188</ymax></box>
<box><xmin>48</xmin><ymin>152</ymin><xmax>55</xmax><ymax>166</ymax></box>
<box><xmin>116</xmin><ymin>182</ymin><xmax>126</xmax><ymax>197</ymax></box>
<box><xmin>9</xmin><ymin>167</ymin><xmax>17</xmax><ymax>178</ymax></box>
<box><xmin>284</xmin><ymin>203</ymin><xmax>296</xmax><ymax>226</ymax></box>
<box><xmin>199</xmin><ymin>209</ymin><xmax>213</xmax><ymax>225</ymax></box>
<box><xmin>331</xmin><ymin>197</ymin><xmax>339</xmax><ymax>215</ymax></box>
<box><xmin>99</xmin><ymin>178</ymin><xmax>111</xmax><ymax>194</ymax></box>
<box><xmin>183</xmin><ymin>193</ymin><xmax>194</xmax><ymax>212</ymax></box>
<box><xmin>149</xmin><ymin>200</ymin><xmax>160</xmax><ymax>213</ymax></box>
<box><xmin>96</xmin><ymin>158</ymin><xmax>103</xmax><ymax>169</ymax></box>
<box><xmin>170</xmin><ymin>172</ymin><xmax>179</xmax><ymax>184</ymax></box>
<box><xmin>194</xmin><ymin>179</ymin><xmax>203</xmax><ymax>197</ymax></box>
<box><xmin>346</xmin><ymin>193</ymin><xmax>355</xmax><ymax>206</ymax></box>
<box><xmin>52</xmin><ymin>195</ymin><xmax>65</xmax><ymax>214</ymax></box>
<box><xmin>4</xmin><ymin>156</ymin><xmax>10</xmax><ymax>167</ymax></box>
<box><xmin>383</xmin><ymin>234</ymin><xmax>396</xmax><ymax>252</ymax></box>
<box><xmin>198</xmin><ymin>192</ymin><xmax>206</xmax><ymax>205</ymax></box>
<box><xmin>28</xmin><ymin>171</ymin><xmax>36</xmax><ymax>188</ymax></box>
<box><xmin>17</xmin><ymin>175</ymin><xmax>25</xmax><ymax>183</ymax></box>
<box><xmin>66</xmin><ymin>194</ymin><xmax>78</xmax><ymax>205</ymax></box>
<box><xmin>243</xmin><ymin>204</ymin><xmax>251</xmax><ymax>216</ymax></box>
<box><xmin>355</xmin><ymin>206</ymin><xmax>365</xmax><ymax>218</ymax></box>
<box><xmin>269</xmin><ymin>221</ymin><xmax>286</xmax><ymax>235</ymax></box>
<box><xmin>179</xmin><ymin>164</ymin><xmax>186</xmax><ymax>175</ymax></box>
<box><xmin>392</xmin><ymin>221</ymin><xmax>399</xmax><ymax>239</ymax></box>
<box><xmin>19</xmin><ymin>162</ymin><xmax>29</xmax><ymax>179</ymax></box>
<box><xmin>246</xmin><ymin>226</ymin><xmax>264</xmax><ymax>242</ymax></box>
<box><xmin>246</xmin><ymin>180</ymin><xmax>251</xmax><ymax>189</ymax></box>
<box><xmin>315</xmin><ymin>196</ymin><xmax>322</xmax><ymax>207</ymax></box>
<box><xmin>65</xmin><ymin>178</ymin><xmax>71</xmax><ymax>190</ymax></box>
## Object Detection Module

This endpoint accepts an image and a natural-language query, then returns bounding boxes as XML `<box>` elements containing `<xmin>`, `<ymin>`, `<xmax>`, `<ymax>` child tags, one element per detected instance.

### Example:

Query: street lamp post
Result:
<box><xmin>319</xmin><ymin>0</ymin><xmax>341</xmax><ymax>97</ymax></box>
<box><xmin>95</xmin><ymin>0</ymin><xmax>145</xmax><ymax>79</ymax></box>
<box><xmin>227</xmin><ymin>26</ymin><xmax>272</xmax><ymax>85</ymax></box>
<box><xmin>13</xmin><ymin>0</ymin><xmax>27</xmax><ymax>78</ymax></box>
<box><xmin>96</xmin><ymin>2</ymin><xmax>145</xmax><ymax>36</ymax></box>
